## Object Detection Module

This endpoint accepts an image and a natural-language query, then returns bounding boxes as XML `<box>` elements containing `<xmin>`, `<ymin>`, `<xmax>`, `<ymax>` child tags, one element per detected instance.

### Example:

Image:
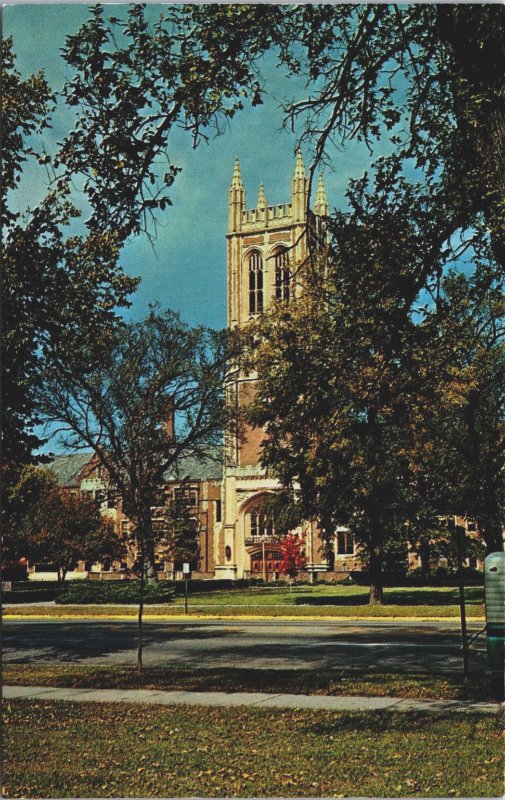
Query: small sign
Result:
<box><xmin>182</xmin><ymin>563</ymin><xmax>190</xmax><ymax>575</ymax></box>
<box><xmin>1</xmin><ymin>582</ymin><xmax>12</xmax><ymax>592</ymax></box>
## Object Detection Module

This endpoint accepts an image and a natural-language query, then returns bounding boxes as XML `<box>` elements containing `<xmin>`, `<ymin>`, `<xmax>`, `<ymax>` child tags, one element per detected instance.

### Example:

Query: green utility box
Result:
<box><xmin>484</xmin><ymin>552</ymin><xmax>505</xmax><ymax>673</ymax></box>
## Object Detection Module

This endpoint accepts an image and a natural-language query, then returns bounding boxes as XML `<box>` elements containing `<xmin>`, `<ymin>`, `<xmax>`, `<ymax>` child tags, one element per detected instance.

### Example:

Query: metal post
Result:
<box><xmin>455</xmin><ymin>521</ymin><xmax>469</xmax><ymax>677</ymax></box>
<box><xmin>184</xmin><ymin>575</ymin><xmax>188</xmax><ymax>615</ymax></box>
<box><xmin>262</xmin><ymin>539</ymin><xmax>266</xmax><ymax>583</ymax></box>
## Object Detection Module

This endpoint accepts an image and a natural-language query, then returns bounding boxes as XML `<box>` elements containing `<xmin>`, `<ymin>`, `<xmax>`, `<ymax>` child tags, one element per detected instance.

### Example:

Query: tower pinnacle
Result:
<box><xmin>293</xmin><ymin>148</ymin><xmax>306</xmax><ymax>179</ymax></box>
<box><xmin>230</xmin><ymin>157</ymin><xmax>244</xmax><ymax>190</ymax></box>
<box><xmin>257</xmin><ymin>181</ymin><xmax>267</xmax><ymax>210</ymax></box>
<box><xmin>314</xmin><ymin>173</ymin><xmax>329</xmax><ymax>216</ymax></box>
<box><xmin>228</xmin><ymin>157</ymin><xmax>245</xmax><ymax>232</ymax></box>
<box><xmin>291</xmin><ymin>149</ymin><xmax>308</xmax><ymax>222</ymax></box>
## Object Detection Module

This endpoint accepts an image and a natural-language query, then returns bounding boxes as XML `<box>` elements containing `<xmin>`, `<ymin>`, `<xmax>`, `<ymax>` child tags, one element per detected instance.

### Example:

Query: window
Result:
<box><xmin>174</xmin><ymin>486</ymin><xmax>198</xmax><ymax>508</ymax></box>
<box><xmin>274</xmin><ymin>248</ymin><xmax>290</xmax><ymax>302</ymax></box>
<box><xmin>249</xmin><ymin>508</ymin><xmax>274</xmax><ymax>538</ymax></box>
<box><xmin>216</xmin><ymin>499</ymin><xmax>222</xmax><ymax>522</ymax></box>
<box><xmin>336</xmin><ymin>530</ymin><xmax>354</xmax><ymax>555</ymax></box>
<box><xmin>249</xmin><ymin>251</ymin><xmax>263</xmax><ymax>316</ymax></box>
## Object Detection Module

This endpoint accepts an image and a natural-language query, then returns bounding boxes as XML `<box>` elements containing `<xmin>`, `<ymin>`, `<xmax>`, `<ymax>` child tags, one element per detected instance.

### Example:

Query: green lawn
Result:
<box><xmin>3</xmin><ymin>699</ymin><xmax>502</xmax><ymax>797</ymax></box>
<box><xmin>3</xmin><ymin>583</ymin><xmax>485</xmax><ymax>618</ymax></box>
<box><xmin>4</xmin><ymin>663</ymin><xmax>500</xmax><ymax>701</ymax></box>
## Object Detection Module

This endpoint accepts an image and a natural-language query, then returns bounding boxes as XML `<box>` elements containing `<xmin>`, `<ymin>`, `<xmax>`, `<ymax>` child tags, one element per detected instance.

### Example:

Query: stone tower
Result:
<box><xmin>215</xmin><ymin>153</ymin><xmax>330</xmax><ymax>580</ymax></box>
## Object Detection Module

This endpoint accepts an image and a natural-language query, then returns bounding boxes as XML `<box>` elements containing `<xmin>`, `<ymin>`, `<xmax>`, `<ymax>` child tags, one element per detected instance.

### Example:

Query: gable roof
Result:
<box><xmin>46</xmin><ymin>448</ymin><xmax>223</xmax><ymax>487</ymax></box>
<box><xmin>164</xmin><ymin>447</ymin><xmax>223</xmax><ymax>482</ymax></box>
<box><xmin>47</xmin><ymin>453</ymin><xmax>95</xmax><ymax>487</ymax></box>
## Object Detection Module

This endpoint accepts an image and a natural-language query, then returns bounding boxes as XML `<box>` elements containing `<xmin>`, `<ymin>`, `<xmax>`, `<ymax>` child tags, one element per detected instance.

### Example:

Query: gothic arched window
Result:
<box><xmin>274</xmin><ymin>247</ymin><xmax>290</xmax><ymax>302</ymax></box>
<box><xmin>249</xmin><ymin>508</ymin><xmax>274</xmax><ymax>539</ymax></box>
<box><xmin>248</xmin><ymin>251</ymin><xmax>263</xmax><ymax>316</ymax></box>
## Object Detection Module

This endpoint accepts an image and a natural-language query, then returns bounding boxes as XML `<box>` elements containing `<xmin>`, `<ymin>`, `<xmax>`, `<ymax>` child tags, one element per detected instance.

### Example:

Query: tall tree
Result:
<box><xmin>56</xmin><ymin>3</ymin><xmax>279</xmax><ymax>239</ymax></box>
<box><xmin>1</xmin><ymin>38</ymin><xmax>138</xmax><ymax>465</ymax></box>
<box><xmin>246</xmin><ymin>160</ymin><xmax>457</xmax><ymax>602</ymax></box>
<box><xmin>37</xmin><ymin>308</ymin><xmax>236</xmax><ymax>670</ymax></box>
<box><xmin>2</xmin><ymin>4</ymin><xmax>277</xmax><ymax>465</ymax></box>
<box><xmin>410</xmin><ymin>261</ymin><xmax>505</xmax><ymax>555</ymax></box>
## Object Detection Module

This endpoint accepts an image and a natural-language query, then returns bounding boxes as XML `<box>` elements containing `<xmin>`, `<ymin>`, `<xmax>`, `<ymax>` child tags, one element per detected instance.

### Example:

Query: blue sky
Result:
<box><xmin>4</xmin><ymin>3</ymin><xmax>395</xmax><ymax>332</ymax></box>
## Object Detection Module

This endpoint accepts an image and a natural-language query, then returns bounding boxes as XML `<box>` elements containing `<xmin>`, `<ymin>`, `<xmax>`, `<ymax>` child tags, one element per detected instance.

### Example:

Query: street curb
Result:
<box><xmin>3</xmin><ymin>613</ymin><xmax>486</xmax><ymax>623</ymax></box>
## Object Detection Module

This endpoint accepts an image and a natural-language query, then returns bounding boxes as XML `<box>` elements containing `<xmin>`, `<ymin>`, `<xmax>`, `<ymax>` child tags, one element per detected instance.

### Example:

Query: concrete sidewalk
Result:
<box><xmin>3</xmin><ymin>685</ymin><xmax>501</xmax><ymax>714</ymax></box>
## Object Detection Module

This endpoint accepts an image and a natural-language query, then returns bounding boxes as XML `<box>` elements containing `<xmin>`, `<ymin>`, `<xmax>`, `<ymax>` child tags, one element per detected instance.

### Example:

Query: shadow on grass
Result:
<box><xmin>5</xmin><ymin>663</ymin><xmax>501</xmax><ymax>701</ymax></box>
<box><xmin>296</xmin><ymin>587</ymin><xmax>484</xmax><ymax>607</ymax></box>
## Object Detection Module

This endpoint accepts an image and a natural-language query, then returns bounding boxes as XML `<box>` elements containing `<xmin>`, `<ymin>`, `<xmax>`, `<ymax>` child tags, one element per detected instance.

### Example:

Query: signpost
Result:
<box><xmin>182</xmin><ymin>562</ymin><xmax>190</xmax><ymax>615</ymax></box>
<box><xmin>455</xmin><ymin>522</ymin><xmax>469</xmax><ymax>677</ymax></box>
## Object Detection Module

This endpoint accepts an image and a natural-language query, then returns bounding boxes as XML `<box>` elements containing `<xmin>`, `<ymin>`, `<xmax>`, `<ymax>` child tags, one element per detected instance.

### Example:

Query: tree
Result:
<box><xmin>57</xmin><ymin>4</ymin><xmax>280</xmax><ymax>240</ymax></box>
<box><xmin>1</xmin><ymin>464</ymin><xmax>58</xmax><ymax>570</ymax></box>
<box><xmin>246</xmin><ymin>162</ymin><xmax>450</xmax><ymax>602</ymax></box>
<box><xmin>37</xmin><ymin>308</ymin><xmax>236</xmax><ymax>670</ymax></box>
<box><xmin>409</xmin><ymin>263</ymin><xmax>505</xmax><ymax>555</ymax></box>
<box><xmin>24</xmin><ymin>484</ymin><xmax>125</xmax><ymax>582</ymax></box>
<box><xmin>279</xmin><ymin>532</ymin><xmax>307</xmax><ymax>585</ymax></box>
<box><xmin>1</xmin><ymin>37</ymin><xmax>139</xmax><ymax>465</ymax></box>
<box><xmin>2</xmin><ymin>5</ymin><xmax>277</xmax><ymax>466</ymax></box>
<box><xmin>161</xmin><ymin>491</ymin><xmax>201</xmax><ymax>573</ymax></box>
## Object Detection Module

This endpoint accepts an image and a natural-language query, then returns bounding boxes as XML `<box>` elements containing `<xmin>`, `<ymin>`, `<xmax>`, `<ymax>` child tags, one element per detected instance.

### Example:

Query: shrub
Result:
<box><xmin>56</xmin><ymin>580</ymin><xmax>175</xmax><ymax>605</ymax></box>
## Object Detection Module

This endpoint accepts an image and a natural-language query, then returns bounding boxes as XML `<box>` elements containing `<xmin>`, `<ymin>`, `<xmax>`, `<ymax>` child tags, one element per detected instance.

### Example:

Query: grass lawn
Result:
<box><xmin>4</xmin><ymin>662</ymin><xmax>500</xmax><ymax>701</ymax></box>
<box><xmin>3</xmin><ymin>583</ymin><xmax>485</xmax><ymax>618</ymax></box>
<box><xmin>3</xmin><ymin>699</ymin><xmax>502</xmax><ymax>798</ymax></box>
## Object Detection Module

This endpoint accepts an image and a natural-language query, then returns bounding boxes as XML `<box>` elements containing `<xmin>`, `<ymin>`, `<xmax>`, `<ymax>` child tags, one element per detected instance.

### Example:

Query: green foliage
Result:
<box><xmin>57</xmin><ymin>4</ymin><xmax>281</xmax><ymax>238</ymax></box>
<box><xmin>161</xmin><ymin>493</ymin><xmax>200</xmax><ymax>569</ymax></box>
<box><xmin>56</xmin><ymin>580</ymin><xmax>174</xmax><ymax>605</ymax></box>
<box><xmin>1</xmin><ymin>38</ymin><xmax>138</xmax><ymax>465</ymax></box>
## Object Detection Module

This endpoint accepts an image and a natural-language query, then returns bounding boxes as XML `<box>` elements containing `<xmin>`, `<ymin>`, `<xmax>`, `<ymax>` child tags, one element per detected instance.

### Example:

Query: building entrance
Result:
<box><xmin>249</xmin><ymin>546</ymin><xmax>282</xmax><ymax>581</ymax></box>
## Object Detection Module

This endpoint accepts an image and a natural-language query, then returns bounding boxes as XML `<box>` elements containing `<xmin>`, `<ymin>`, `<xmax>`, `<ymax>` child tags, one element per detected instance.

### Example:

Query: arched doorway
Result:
<box><xmin>240</xmin><ymin>493</ymin><xmax>280</xmax><ymax>581</ymax></box>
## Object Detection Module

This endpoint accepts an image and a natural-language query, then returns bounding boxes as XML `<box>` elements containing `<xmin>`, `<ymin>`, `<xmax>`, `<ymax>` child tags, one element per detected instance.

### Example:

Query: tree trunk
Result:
<box><xmin>369</xmin><ymin>536</ymin><xmax>384</xmax><ymax>605</ymax></box>
<box><xmin>144</xmin><ymin>521</ymin><xmax>157</xmax><ymax>585</ymax></box>
<box><xmin>478</xmin><ymin>517</ymin><xmax>505</xmax><ymax>556</ymax></box>
<box><xmin>419</xmin><ymin>539</ymin><xmax>431</xmax><ymax>581</ymax></box>
<box><xmin>137</xmin><ymin>552</ymin><xmax>145</xmax><ymax>675</ymax></box>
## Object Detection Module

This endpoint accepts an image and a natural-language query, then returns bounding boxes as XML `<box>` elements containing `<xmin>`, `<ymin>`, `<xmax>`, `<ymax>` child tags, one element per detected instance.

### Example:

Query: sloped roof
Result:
<box><xmin>47</xmin><ymin>453</ymin><xmax>94</xmax><ymax>487</ymax></box>
<box><xmin>164</xmin><ymin>447</ymin><xmax>223</xmax><ymax>482</ymax></box>
<box><xmin>46</xmin><ymin>448</ymin><xmax>223</xmax><ymax>486</ymax></box>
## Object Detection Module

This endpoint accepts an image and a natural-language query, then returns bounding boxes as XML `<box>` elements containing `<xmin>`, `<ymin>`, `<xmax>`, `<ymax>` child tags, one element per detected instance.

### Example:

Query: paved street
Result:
<box><xmin>3</xmin><ymin>618</ymin><xmax>486</xmax><ymax>674</ymax></box>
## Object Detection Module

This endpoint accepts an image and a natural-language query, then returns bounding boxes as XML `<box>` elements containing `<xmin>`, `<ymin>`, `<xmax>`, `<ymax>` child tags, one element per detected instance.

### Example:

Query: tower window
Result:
<box><xmin>249</xmin><ymin>251</ymin><xmax>263</xmax><ymax>316</ymax></box>
<box><xmin>274</xmin><ymin>248</ymin><xmax>290</xmax><ymax>302</ymax></box>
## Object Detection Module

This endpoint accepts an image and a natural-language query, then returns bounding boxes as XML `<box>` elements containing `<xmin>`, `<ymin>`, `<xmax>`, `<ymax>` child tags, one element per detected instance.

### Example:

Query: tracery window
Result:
<box><xmin>249</xmin><ymin>251</ymin><xmax>263</xmax><ymax>316</ymax></box>
<box><xmin>274</xmin><ymin>247</ymin><xmax>290</xmax><ymax>302</ymax></box>
<box><xmin>249</xmin><ymin>508</ymin><xmax>274</xmax><ymax>538</ymax></box>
